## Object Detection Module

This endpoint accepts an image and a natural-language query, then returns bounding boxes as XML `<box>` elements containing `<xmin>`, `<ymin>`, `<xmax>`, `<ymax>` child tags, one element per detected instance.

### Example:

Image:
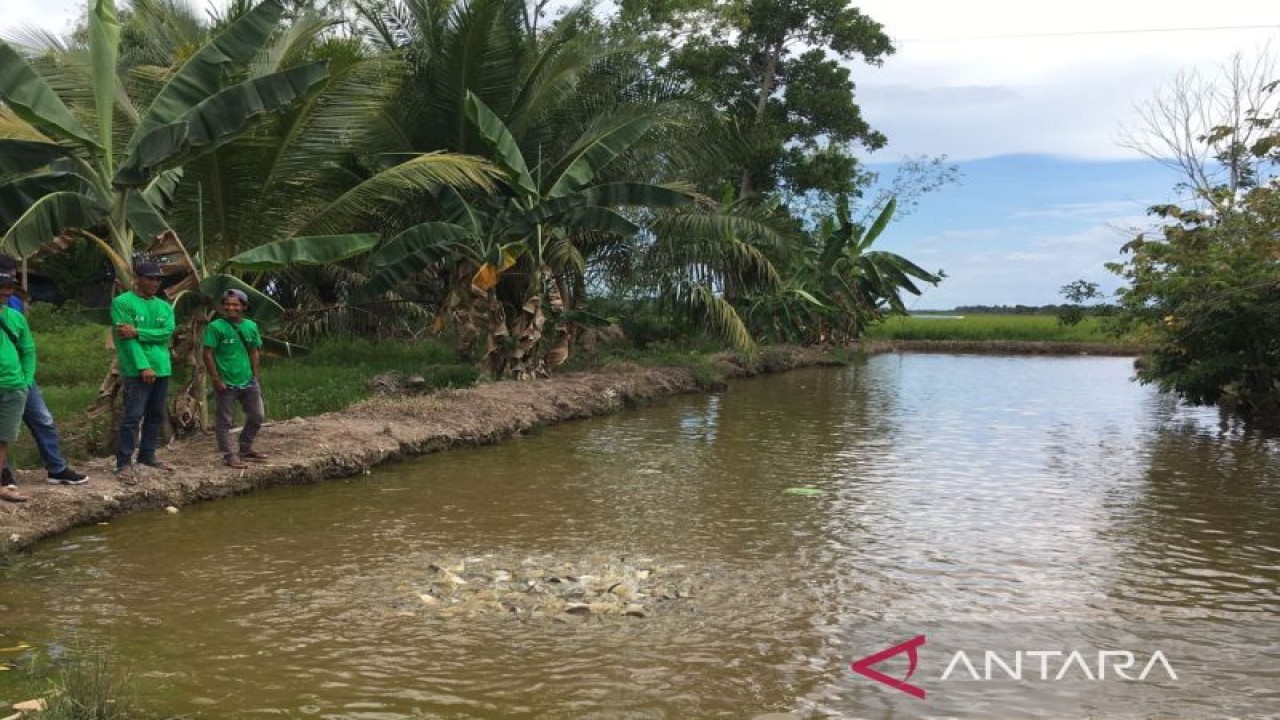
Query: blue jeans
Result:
<box><xmin>3</xmin><ymin>383</ymin><xmax>70</xmax><ymax>473</ymax></box>
<box><xmin>116</xmin><ymin>375</ymin><xmax>169</xmax><ymax>469</ymax></box>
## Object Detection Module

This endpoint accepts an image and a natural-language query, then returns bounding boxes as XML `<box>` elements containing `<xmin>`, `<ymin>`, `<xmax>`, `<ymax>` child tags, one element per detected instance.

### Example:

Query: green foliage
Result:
<box><xmin>15</xmin><ymin>644</ymin><xmax>159</xmax><ymax>720</ymax></box>
<box><xmin>1109</xmin><ymin>183</ymin><xmax>1280</xmax><ymax>424</ymax></box>
<box><xmin>260</xmin><ymin>337</ymin><xmax>476</xmax><ymax>418</ymax></box>
<box><xmin>1056</xmin><ymin>279</ymin><xmax>1104</xmax><ymax>327</ymax></box>
<box><xmin>617</xmin><ymin>0</ymin><xmax>893</xmax><ymax>199</ymax></box>
<box><xmin>742</xmin><ymin>196</ymin><xmax>941</xmax><ymax>343</ymax></box>
<box><xmin>0</xmin><ymin>0</ymin><xmax>330</xmax><ymax>279</ymax></box>
<box><xmin>1107</xmin><ymin>80</ymin><xmax>1280</xmax><ymax>426</ymax></box>
<box><xmin>865</xmin><ymin>314</ymin><xmax>1117</xmax><ymax>343</ymax></box>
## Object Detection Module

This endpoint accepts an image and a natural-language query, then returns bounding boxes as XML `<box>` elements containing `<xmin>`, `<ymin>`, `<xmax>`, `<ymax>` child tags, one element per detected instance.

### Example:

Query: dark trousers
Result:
<box><xmin>215</xmin><ymin>383</ymin><xmax>264</xmax><ymax>458</ymax></box>
<box><xmin>116</xmin><ymin>375</ymin><xmax>169</xmax><ymax>468</ymax></box>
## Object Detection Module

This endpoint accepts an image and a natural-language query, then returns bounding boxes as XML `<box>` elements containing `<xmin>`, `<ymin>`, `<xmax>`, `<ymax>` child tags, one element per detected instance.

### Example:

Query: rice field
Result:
<box><xmin>865</xmin><ymin>314</ymin><xmax>1122</xmax><ymax>343</ymax></box>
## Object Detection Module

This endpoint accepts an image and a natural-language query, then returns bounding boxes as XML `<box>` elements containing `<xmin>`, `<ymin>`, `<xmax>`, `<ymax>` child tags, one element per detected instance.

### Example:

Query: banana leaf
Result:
<box><xmin>465</xmin><ymin>92</ymin><xmax>537</xmax><ymax>198</ymax></box>
<box><xmin>1</xmin><ymin>191</ymin><xmax>107</xmax><ymax>258</ymax></box>
<box><xmin>0</xmin><ymin>42</ymin><xmax>99</xmax><ymax>149</ymax></box>
<box><xmin>0</xmin><ymin>172</ymin><xmax>93</xmax><ymax>228</ymax></box>
<box><xmin>129</xmin><ymin>0</ymin><xmax>286</xmax><ymax>147</ymax></box>
<box><xmin>116</xmin><ymin>62</ymin><xmax>330</xmax><ymax>186</ymax></box>
<box><xmin>0</xmin><ymin>139</ymin><xmax>73</xmax><ymax>175</ymax></box>
<box><xmin>224</xmin><ymin>233</ymin><xmax>380</xmax><ymax>271</ymax></box>
<box><xmin>546</xmin><ymin>114</ymin><xmax>655</xmax><ymax>198</ymax></box>
<box><xmin>352</xmin><ymin>221</ymin><xmax>470</xmax><ymax>303</ymax></box>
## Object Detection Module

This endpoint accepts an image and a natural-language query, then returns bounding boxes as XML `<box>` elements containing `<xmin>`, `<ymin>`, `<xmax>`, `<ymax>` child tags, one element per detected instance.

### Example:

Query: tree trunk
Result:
<box><xmin>738</xmin><ymin>41</ymin><xmax>783</xmax><ymax>200</ymax></box>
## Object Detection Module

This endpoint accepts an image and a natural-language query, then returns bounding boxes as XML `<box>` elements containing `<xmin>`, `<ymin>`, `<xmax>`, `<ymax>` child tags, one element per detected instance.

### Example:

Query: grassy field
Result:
<box><xmin>865</xmin><ymin>314</ymin><xmax>1124</xmax><ymax>343</ymax></box>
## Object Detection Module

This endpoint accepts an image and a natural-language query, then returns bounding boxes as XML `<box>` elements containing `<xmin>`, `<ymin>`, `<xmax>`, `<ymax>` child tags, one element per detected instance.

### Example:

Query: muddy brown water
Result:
<box><xmin>1</xmin><ymin>355</ymin><xmax>1277</xmax><ymax>719</ymax></box>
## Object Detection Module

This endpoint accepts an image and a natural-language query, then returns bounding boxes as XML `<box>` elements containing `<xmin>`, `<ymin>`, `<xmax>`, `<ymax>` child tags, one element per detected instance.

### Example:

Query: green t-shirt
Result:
<box><xmin>0</xmin><ymin>307</ymin><xmax>35</xmax><ymax>390</ymax></box>
<box><xmin>203</xmin><ymin>316</ymin><xmax>262</xmax><ymax>387</ymax></box>
<box><xmin>111</xmin><ymin>291</ymin><xmax>176</xmax><ymax>377</ymax></box>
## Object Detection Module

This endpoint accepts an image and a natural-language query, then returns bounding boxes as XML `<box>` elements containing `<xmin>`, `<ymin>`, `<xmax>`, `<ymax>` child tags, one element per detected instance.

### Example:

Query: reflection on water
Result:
<box><xmin>1</xmin><ymin>355</ymin><xmax>1276</xmax><ymax>718</ymax></box>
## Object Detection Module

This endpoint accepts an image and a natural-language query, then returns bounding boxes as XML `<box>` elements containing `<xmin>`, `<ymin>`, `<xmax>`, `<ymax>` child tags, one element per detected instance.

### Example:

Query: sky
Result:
<box><xmin>850</xmin><ymin>0</ymin><xmax>1279</xmax><ymax>308</ymax></box>
<box><xmin>3</xmin><ymin>0</ymin><xmax>1279</xmax><ymax>307</ymax></box>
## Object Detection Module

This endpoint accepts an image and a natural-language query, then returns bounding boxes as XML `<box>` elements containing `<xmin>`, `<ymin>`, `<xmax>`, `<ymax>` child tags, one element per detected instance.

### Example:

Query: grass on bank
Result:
<box><xmin>864</xmin><ymin>313</ymin><xmax>1125</xmax><ymax>343</ymax></box>
<box><xmin>1</xmin><ymin>643</ymin><xmax>164</xmax><ymax>720</ymax></box>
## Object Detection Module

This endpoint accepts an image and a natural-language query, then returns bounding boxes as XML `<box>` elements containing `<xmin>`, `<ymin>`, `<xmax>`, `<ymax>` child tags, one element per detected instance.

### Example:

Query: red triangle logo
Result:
<box><xmin>850</xmin><ymin>634</ymin><xmax>927</xmax><ymax>699</ymax></box>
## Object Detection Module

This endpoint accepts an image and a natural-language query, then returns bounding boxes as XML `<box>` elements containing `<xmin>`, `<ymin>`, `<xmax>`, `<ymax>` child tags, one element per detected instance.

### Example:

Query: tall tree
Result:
<box><xmin>1109</xmin><ymin>77</ymin><xmax>1280</xmax><ymax>427</ymax></box>
<box><xmin>617</xmin><ymin>0</ymin><xmax>893</xmax><ymax>201</ymax></box>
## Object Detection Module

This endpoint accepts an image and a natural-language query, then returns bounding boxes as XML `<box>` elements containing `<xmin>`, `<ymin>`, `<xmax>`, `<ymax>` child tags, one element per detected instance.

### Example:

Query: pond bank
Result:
<box><xmin>0</xmin><ymin>347</ymin><xmax>842</xmax><ymax>555</ymax></box>
<box><xmin>0</xmin><ymin>340</ymin><xmax>1148</xmax><ymax>555</ymax></box>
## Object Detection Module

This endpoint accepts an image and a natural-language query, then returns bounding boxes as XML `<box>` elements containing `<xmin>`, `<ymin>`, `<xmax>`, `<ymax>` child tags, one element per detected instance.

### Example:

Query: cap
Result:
<box><xmin>223</xmin><ymin>288</ymin><xmax>249</xmax><ymax>308</ymax></box>
<box><xmin>135</xmin><ymin>261</ymin><xmax>165</xmax><ymax>278</ymax></box>
<box><xmin>0</xmin><ymin>272</ymin><xmax>17</xmax><ymax>286</ymax></box>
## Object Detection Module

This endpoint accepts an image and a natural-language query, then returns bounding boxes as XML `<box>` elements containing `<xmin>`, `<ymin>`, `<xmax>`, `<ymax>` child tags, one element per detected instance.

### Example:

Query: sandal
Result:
<box><xmin>114</xmin><ymin>465</ymin><xmax>139</xmax><ymax>486</ymax></box>
<box><xmin>241</xmin><ymin>450</ymin><xmax>269</xmax><ymax>461</ymax></box>
<box><xmin>0</xmin><ymin>486</ymin><xmax>27</xmax><ymax>503</ymax></box>
<box><xmin>224</xmin><ymin>455</ymin><xmax>249</xmax><ymax>469</ymax></box>
<box><xmin>139</xmin><ymin>460</ymin><xmax>176</xmax><ymax>472</ymax></box>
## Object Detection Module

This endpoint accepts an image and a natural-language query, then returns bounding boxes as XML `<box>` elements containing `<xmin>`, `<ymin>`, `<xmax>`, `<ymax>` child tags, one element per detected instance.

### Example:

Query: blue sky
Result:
<box><xmin>866</xmin><ymin>155</ymin><xmax>1178</xmax><ymax>309</ymax></box>
<box><xmin>4</xmin><ymin>0</ymin><xmax>1279</xmax><ymax>308</ymax></box>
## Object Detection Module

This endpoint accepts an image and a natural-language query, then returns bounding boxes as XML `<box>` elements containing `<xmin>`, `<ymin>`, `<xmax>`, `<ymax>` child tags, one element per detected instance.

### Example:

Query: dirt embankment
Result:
<box><xmin>0</xmin><ymin>340</ymin><xmax>1146</xmax><ymax>554</ymax></box>
<box><xmin>0</xmin><ymin>348</ymin><xmax>840</xmax><ymax>555</ymax></box>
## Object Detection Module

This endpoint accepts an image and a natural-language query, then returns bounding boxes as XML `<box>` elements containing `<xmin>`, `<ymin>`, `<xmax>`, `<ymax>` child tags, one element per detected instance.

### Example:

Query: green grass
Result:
<box><xmin>3</xmin><ymin>643</ymin><xmax>164</xmax><ymax>720</ymax></box>
<box><xmin>864</xmin><ymin>314</ymin><xmax>1124</xmax><ymax>343</ymax></box>
<box><xmin>566</xmin><ymin>337</ymin><xmax>734</xmax><ymax>389</ymax></box>
<box><xmin>261</xmin><ymin>337</ymin><xmax>475</xmax><ymax>419</ymax></box>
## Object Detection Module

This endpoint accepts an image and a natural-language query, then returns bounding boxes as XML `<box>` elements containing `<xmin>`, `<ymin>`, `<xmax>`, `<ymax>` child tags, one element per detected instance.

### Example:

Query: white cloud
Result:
<box><xmin>1013</xmin><ymin>202</ymin><xmax>1147</xmax><ymax>220</ymax></box>
<box><xmin>854</xmin><ymin>0</ymin><xmax>1279</xmax><ymax>160</ymax></box>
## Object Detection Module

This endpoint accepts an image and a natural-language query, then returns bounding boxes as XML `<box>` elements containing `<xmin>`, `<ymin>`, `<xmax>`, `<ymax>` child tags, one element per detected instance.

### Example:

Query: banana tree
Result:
<box><xmin>352</xmin><ymin>92</ymin><xmax>697</xmax><ymax>378</ymax></box>
<box><xmin>745</xmin><ymin>196</ymin><xmax>942</xmax><ymax>344</ymax></box>
<box><xmin>0</xmin><ymin>0</ymin><xmax>331</xmax><ymax>281</ymax></box>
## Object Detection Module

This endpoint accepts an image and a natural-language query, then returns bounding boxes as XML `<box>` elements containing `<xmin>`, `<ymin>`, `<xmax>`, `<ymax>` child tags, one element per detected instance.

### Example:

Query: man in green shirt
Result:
<box><xmin>0</xmin><ymin>272</ymin><xmax>35</xmax><ymax>502</ymax></box>
<box><xmin>202</xmin><ymin>288</ymin><xmax>267</xmax><ymax>468</ymax></box>
<box><xmin>112</xmin><ymin>261</ymin><xmax>177</xmax><ymax>477</ymax></box>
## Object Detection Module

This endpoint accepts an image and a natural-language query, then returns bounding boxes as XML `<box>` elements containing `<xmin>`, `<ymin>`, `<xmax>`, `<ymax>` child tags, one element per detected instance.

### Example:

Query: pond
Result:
<box><xmin>1</xmin><ymin>354</ymin><xmax>1277</xmax><ymax>718</ymax></box>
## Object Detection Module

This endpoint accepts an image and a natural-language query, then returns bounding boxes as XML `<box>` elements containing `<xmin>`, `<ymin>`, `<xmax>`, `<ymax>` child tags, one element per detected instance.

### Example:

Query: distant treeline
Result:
<box><xmin>936</xmin><ymin>305</ymin><xmax>1118</xmax><ymax>315</ymax></box>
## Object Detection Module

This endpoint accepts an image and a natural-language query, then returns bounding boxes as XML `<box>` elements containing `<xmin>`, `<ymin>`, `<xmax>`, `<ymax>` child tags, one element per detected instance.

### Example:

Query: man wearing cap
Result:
<box><xmin>112</xmin><ymin>261</ymin><xmax>177</xmax><ymax>477</ymax></box>
<box><xmin>0</xmin><ymin>272</ymin><xmax>36</xmax><ymax>502</ymax></box>
<box><xmin>202</xmin><ymin>288</ymin><xmax>267</xmax><ymax>468</ymax></box>
<box><xmin>0</xmin><ymin>255</ymin><xmax>89</xmax><ymax>498</ymax></box>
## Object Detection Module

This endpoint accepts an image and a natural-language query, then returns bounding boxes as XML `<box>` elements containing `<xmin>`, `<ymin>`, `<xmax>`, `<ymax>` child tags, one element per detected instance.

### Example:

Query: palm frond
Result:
<box><xmin>299</xmin><ymin>152</ymin><xmax>496</xmax><ymax>236</ymax></box>
<box><xmin>661</xmin><ymin>280</ymin><xmax>755</xmax><ymax>354</ymax></box>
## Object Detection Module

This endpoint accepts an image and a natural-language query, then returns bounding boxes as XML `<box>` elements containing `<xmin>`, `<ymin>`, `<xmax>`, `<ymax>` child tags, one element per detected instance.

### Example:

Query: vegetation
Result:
<box><xmin>865</xmin><ymin>314</ymin><xmax>1119</xmax><ymax>344</ymax></box>
<box><xmin>0</xmin><ymin>0</ymin><xmax>951</xmax><ymax>417</ymax></box>
<box><xmin>1110</xmin><ymin>63</ymin><xmax>1280</xmax><ymax>427</ymax></box>
<box><xmin>1055</xmin><ymin>279</ymin><xmax>1108</xmax><ymax>327</ymax></box>
<box><xmin>8</xmin><ymin>643</ymin><xmax>160</xmax><ymax>720</ymax></box>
